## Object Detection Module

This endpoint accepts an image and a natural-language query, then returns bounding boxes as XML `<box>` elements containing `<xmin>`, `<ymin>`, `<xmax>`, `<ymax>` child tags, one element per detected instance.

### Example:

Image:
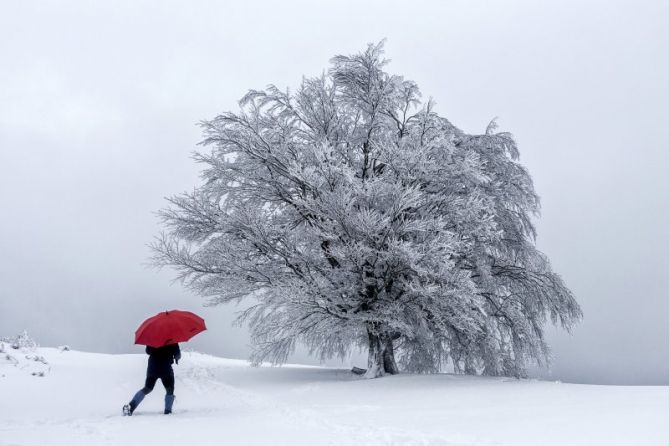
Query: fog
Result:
<box><xmin>1</xmin><ymin>0</ymin><xmax>667</xmax><ymax>384</ymax></box>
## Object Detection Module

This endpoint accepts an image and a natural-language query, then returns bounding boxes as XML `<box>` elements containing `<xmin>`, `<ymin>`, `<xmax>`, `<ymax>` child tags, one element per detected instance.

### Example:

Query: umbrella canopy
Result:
<box><xmin>134</xmin><ymin>310</ymin><xmax>206</xmax><ymax>347</ymax></box>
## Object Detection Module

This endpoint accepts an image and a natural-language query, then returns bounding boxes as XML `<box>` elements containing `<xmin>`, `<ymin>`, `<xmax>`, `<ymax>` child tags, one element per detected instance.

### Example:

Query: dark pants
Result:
<box><xmin>142</xmin><ymin>374</ymin><xmax>174</xmax><ymax>396</ymax></box>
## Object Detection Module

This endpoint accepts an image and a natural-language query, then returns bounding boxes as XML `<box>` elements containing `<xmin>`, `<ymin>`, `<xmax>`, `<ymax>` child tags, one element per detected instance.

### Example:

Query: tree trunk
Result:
<box><xmin>364</xmin><ymin>327</ymin><xmax>399</xmax><ymax>378</ymax></box>
<box><xmin>365</xmin><ymin>330</ymin><xmax>383</xmax><ymax>378</ymax></box>
<box><xmin>382</xmin><ymin>337</ymin><xmax>399</xmax><ymax>375</ymax></box>
<box><xmin>464</xmin><ymin>355</ymin><xmax>478</xmax><ymax>375</ymax></box>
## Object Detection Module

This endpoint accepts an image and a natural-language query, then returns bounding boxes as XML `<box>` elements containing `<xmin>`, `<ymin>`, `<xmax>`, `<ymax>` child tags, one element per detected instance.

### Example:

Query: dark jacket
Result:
<box><xmin>146</xmin><ymin>344</ymin><xmax>181</xmax><ymax>377</ymax></box>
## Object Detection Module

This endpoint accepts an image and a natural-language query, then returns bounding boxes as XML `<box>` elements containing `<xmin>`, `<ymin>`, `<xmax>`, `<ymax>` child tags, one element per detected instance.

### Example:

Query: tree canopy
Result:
<box><xmin>153</xmin><ymin>42</ymin><xmax>581</xmax><ymax>378</ymax></box>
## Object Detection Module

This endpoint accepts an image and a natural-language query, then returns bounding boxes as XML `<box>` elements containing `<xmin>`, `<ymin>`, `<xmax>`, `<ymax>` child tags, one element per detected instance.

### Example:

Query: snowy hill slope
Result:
<box><xmin>1</xmin><ymin>348</ymin><xmax>667</xmax><ymax>446</ymax></box>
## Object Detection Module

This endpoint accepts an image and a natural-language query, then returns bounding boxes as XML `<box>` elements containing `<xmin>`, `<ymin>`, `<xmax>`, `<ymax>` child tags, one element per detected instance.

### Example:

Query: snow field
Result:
<box><xmin>1</xmin><ymin>348</ymin><xmax>667</xmax><ymax>445</ymax></box>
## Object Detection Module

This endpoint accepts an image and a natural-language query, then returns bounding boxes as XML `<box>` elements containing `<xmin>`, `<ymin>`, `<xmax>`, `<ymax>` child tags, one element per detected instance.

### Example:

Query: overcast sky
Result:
<box><xmin>1</xmin><ymin>0</ymin><xmax>667</xmax><ymax>384</ymax></box>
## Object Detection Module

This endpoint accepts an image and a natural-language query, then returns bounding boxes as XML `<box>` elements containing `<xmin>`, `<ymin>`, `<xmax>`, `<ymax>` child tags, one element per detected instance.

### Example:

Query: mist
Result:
<box><xmin>1</xmin><ymin>0</ymin><xmax>667</xmax><ymax>384</ymax></box>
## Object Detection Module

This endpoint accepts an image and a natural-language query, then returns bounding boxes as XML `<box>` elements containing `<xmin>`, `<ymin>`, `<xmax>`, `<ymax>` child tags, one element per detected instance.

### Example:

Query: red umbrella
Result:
<box><xmin>135</xmin><ymin>310</ymin><xmax>206</xmax><ymax>347</ymax></box>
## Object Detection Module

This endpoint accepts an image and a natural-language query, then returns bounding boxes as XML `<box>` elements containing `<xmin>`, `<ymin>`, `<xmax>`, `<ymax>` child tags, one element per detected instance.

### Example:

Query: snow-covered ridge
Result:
<box><xmin>1</xmin><ymin>347</ymin><xmax>666</xmax><ymax>445</ymax></box>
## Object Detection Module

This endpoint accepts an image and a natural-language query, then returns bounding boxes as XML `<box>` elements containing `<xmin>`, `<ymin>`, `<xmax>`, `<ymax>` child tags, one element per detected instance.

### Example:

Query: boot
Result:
<box><xmin>164</xmin><ymin>394</ymin><xmax>175</xmax><ymax>414</ymax></box>
<box><xmin>123</xmin><ymin>390</ymin><xmax>146</xmax><ymax>416</ymax></box>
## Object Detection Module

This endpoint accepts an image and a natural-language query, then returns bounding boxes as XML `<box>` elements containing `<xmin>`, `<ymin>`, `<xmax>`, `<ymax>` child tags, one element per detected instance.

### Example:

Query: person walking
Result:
<box><xmin>123</xmin><ymin>343</ymin><xmax>181</xmax><ymax>416</ymax></box>
<box><xmin>124</xmin><ymin>309</ymin><xmax>206</xmax><ymax>416</ymax></box>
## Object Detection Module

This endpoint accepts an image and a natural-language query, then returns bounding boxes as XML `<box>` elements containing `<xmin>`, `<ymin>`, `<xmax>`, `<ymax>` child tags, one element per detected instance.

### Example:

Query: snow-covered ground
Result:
<box><xmin>1</xmin><ymin>347</ymin><xmax>667</xmax><ymax>446</ymax></box>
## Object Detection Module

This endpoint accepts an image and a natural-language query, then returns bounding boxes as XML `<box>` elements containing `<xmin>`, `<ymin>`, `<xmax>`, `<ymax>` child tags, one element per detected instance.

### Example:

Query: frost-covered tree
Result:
<box><xmin>153</xmin><ymin>42</ymin><xmax>581</xmax><ymax>378</ymax></box>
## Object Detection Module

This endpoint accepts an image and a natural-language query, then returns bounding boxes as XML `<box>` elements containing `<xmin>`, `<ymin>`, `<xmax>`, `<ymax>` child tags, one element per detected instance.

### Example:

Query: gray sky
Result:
<box><xmin>1</xmin><ymin>0</ymin><xmax>667</xmax><ymax>384</ymax></box>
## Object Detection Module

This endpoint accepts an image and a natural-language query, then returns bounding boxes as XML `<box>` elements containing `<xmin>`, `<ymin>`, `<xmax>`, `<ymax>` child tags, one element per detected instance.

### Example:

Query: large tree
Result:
<box><xmin>153</xmin><ymin>42</ymin><xmax>581</xmax><ymax>378</ymax></box>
